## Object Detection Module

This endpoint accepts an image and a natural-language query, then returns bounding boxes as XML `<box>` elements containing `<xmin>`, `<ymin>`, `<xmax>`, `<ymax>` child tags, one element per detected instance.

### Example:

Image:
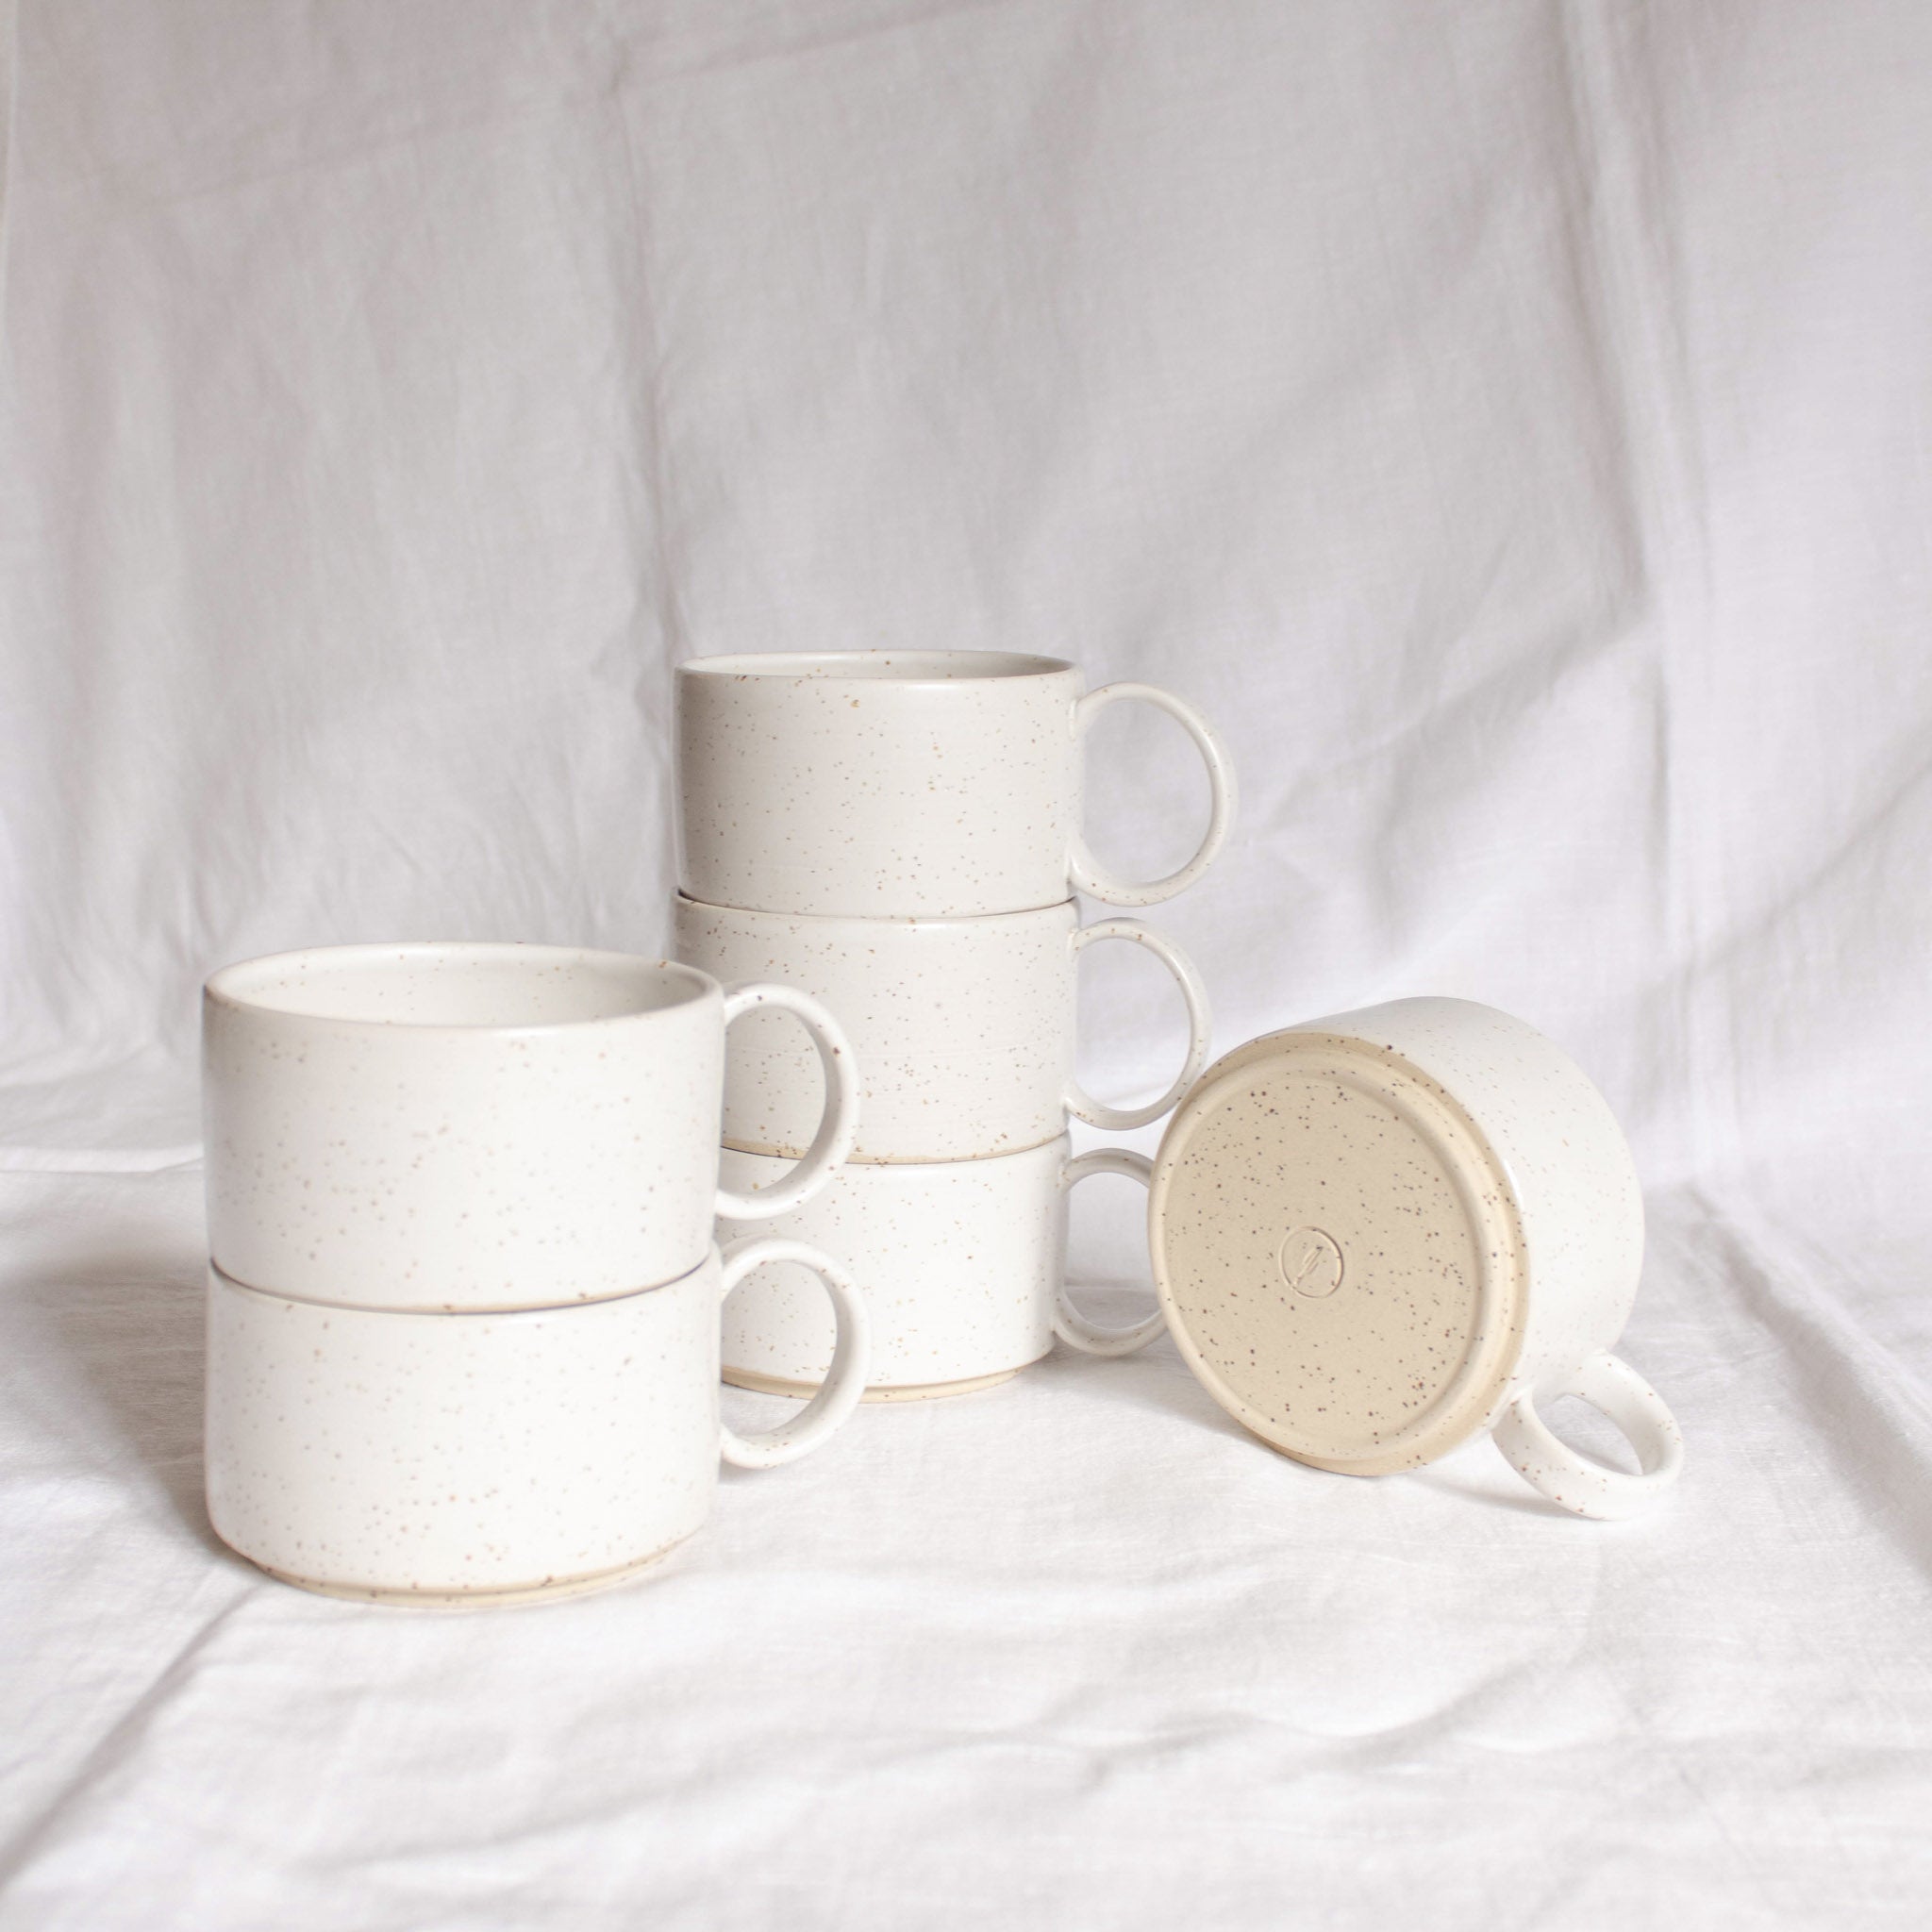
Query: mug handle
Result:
<box><xmin>1068</xmin><ymin>682</ymin><xmax>1237</xmax><ymax>907</ymax></box>
<box><xmin>718</xmin><ymin>1237</ymin><xmax>870</xmax><ymax>1469</ymax></box>
<box><xmin>1490</xmin><ymin>1352</ymin><xmax>1685</xmax><ymax>1521</ymax></box>
<box><xmin>714</xmin><ymin>984</ymin><xmax>859</xmax><ymax>1221</ymax></box>
<box><xmin>1064</xmin><ymin>920</ymin><xmax>1212</xmax><ymax>1132</ymax></box>
<box><xmin>1051</xmin><ymin>1148</ymin><xmax>1166</xmax><ymax>1357</ymax></box>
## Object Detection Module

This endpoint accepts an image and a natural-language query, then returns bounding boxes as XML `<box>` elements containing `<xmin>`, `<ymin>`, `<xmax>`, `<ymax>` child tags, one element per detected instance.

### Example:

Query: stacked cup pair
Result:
<box><xmin>673</xmin><ymin>652</ymin><xmax>1236</xmax><ymax>1398</ymax></box>
<box><xmin>199</xmin><ymin>943</ymin><xmax>873</xmax><ymax>1604</ymax></box>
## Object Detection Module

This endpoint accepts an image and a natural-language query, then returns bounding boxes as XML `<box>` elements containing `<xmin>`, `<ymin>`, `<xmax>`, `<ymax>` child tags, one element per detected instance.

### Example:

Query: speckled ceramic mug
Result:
<box><xmin>716</xmin><ymin>1136</ymin><xmax>1155</xmax><ymax>1396</ymax></box>
<box><xmin>675</xmin><ymin>893</ymin><xmax>1211</xmax><ymax>1161</ymax></box>
<box><xmin>205</xmin><ymin>1239</ymin><xmax>869</xmax><ymax>1605</ymax></box>
<box><xmin>675</xmin><ymin>651</ymin><xmax>1236</xmax><ymax>918</ymax></box>
<box><xmin>203</xmin><ymin>943</ymin><xmax>858</xmax><ymax>1310</ymax></box>
<box><xmin>1119</xmin><ymin>997</ymin><xmax>1686</xmax><ymax>1521</ymax></box>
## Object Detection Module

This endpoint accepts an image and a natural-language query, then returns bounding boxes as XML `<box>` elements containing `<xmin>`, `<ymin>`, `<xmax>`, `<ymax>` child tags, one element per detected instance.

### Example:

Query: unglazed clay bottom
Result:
<box><xmin>250</xmin><ymin>1538</ymin><xmax>687</xmax><ymax>1611</ymax></box>
<box><xmin>723</xmin><ymin>1364</ymin><xmax>1025</xmax><ymax>1403</ymax></box>
<box><xmin>1146</xmin><ymin>997</ymin><xmax>1684</xmax><ymax>1519</ymax></box>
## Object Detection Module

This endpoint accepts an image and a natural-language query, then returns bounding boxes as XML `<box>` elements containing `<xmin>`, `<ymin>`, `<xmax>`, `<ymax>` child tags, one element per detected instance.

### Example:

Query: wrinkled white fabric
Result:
<box><xmin>1</xmin><ymin>2</ymin><xmax>1927</xmax><ymax>1925</ymax></box>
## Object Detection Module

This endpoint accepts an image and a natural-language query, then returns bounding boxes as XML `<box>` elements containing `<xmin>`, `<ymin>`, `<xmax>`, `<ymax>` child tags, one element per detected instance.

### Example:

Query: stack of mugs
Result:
<box><xmin>199</xmin><ymin>943</ymin><xmax>874</xmax><ymax>1605</ymax></box>
<box><xmin>671</xmin><ymin>651</ymin><xmax>1235</xmax><ymax>1397</ymax></box>
<box><xmin>193</xmin><ymin>648</ymin><xmax>1690</xmax><ymax>1610</ymax></box>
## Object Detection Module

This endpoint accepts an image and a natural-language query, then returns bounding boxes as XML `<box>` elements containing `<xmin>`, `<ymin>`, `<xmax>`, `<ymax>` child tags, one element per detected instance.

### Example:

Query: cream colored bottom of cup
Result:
<box><xmin>723</xmin><ymin>1364</ymin><xmax>1024</xmax><ymax>1404</ymax></box>
<box><xmin>247</xmin><ymin>1538</ymin><xmax>688</xmax><ymax>1611</ymax></box>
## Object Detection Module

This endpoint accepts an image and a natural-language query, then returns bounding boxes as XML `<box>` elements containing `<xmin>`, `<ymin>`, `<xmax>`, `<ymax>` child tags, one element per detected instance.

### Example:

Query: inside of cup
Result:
<box><xmin>681</xmin><ymin>651</ymin><xmax>1071</xmax><ymax>682</ymax></box>
<box><xmin>209</xmin><ymin>945</ymin><xmax>702</xmax><ymax>1028</ymax></box>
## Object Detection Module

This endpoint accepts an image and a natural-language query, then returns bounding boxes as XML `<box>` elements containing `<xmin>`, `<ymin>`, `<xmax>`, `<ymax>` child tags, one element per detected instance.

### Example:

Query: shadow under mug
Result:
<box><xmin>203</xmin><ymin>943</ymin><xmax>858</xmax><ymax>1310</ymax></box>
<box><xmin>716</xmin><ymin>1135</ymin><xmax>1158</xmax><ymax>1397</ymax></box>
<box><xmin>1060</xmin><ymin>997</ymin><xmax>1687</xmax><ymax>1521</ymax></box>
<box><xmin>204</xmin><ymin>1239</ymin><xmax>869</xmax><ymax>1604</ymax></box>
<box><xmin>675</xmin><ymin>651</ymin><xmax>1236</xmax><ymax>919</ymax></box>
<box><xmin>675</xmin><ymin>893</ymin><xmax>1212</xmax><ymax>1162</ymax></box>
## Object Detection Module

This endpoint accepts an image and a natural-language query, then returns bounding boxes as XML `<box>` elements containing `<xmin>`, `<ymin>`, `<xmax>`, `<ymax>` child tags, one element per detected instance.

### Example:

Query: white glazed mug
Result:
<box><xmin>675</xmin><ymin>651</ymin><xmax>1236</xmax><ymax>918</ymax></box>
<box><xmin>675</xmin><ymin>894</ymin><xmax>1212</xmax><ymax>1161</ymax></box>
<box><xmin>204</xmin><ymin>1239</ymin><xmax>869</xmax><ymax>1604</ymax></box>
<box><xmin>716</xmin><ymin>1136</ymin><xmax>1155</xmax><ymax>1396</ymax></box>
<box><xmin>203</xmin><ymin>943</ymin><xmax>858</xmax><ymax>1310</ymax></box>
<box><xmin>1122</xmin><ymin>997</ymin><xmax>1686</xmax><ymax>1521</ymax></box>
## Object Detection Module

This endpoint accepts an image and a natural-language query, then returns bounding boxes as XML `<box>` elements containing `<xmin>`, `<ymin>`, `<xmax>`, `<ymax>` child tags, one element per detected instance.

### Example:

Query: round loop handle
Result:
<box><xmin>718</xmin><ymin>1238</ymin><xmax>870</xmax><ymax>1469</ymax></box>
<box><xmin>1052</xmin><ymin>1148</ymin><xmax>1166</xmax><ymax>1357</ymax></box>
<box><xmin>1064</xmin><ymin>921</ymin><xmax>1212</xmax><ymax>1131</ymax></box>
<box><xmin>714</xmin><ymin>984</ymin><xmax>858</xmax><ymax>1221</ymax></box>
<box><xmin>1491</xmin><ymin>1352</ymin><xmax>1684</xmax><ymax>1521</ymax></box>
<box><xmin>1068</xmin><ymin>682</ymin><xmax>1237</xmax><ymax>907</ymax></box>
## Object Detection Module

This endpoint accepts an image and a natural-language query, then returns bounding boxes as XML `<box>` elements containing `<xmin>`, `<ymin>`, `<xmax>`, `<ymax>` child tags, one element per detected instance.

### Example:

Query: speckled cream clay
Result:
<box><xmin>1070</xmin><ymin>998</ymin><xmax>1685</xmax><ymax>1520</ymax></box>
<box><xmin>674</xmin><ymin>893</ymin><xmax>1211</xmax><ymax>1161</ymax></box>
<box><xmin>203</xmin><ymin>943</ymin><xmax>858</xmax><ymax>1310</ymax></box>
<box><xmin>716</xmin><ymin>1137</ymin><xmax>1159</xmax><ymax>1397</ymax></box>
<box><xmin>675</xmin><ymin>651</ymin><xmax>1236</xmax><ymax>918</ymax></box>
<box><xmin>204</xmin><ymin>1239</ymin><xmax>870</xmax><ymax>1605</ymax></box>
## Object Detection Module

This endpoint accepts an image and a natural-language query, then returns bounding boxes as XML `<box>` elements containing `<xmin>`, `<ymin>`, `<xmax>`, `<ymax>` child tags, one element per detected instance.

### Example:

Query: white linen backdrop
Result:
<box><xmin>2</xmin><ymin>2</ymin><xmax>1928</xmax><ymax>1924</ymax></box>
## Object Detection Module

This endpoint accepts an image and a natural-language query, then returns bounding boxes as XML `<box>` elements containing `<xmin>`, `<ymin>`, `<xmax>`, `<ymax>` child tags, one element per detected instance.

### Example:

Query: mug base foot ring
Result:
<box><xmin>724</xmin><ymin>1364</ymin><xmax>1023</xmax><ymax>1403</ymax></box>
<box><xmin>242</xmin><ymin>1539</ymin><xmax>686</xmax><ymax>1609</ymax></box>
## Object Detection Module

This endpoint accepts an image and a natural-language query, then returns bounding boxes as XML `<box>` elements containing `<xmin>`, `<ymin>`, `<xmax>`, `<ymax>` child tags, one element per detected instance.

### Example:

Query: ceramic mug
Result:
<box><xmin>675</xmin><ymin>651</ymin><xmax>1236</xmax><ymax>918</ymax></box>
<box><xmin>716</xmin><ymin>1136</ymin><xmax>1154</xmax><ymax>1396</ymax></box>
<box><xmin>203</xmin><ymin>943</ymin><xmax>858</xmax><ymax>1310</ymax></box>
<box><xmin>1117</xmin><ymin>997</ymin><xmax>1685</xmax><ymax>1521</ymax></box>
<box><xmin>675</xmin><ymin>893</ymin><xmax>1211</xmax><ymax>1161</ymax></box>
<box><xmin>205</xmin><ymin>1239</ymin><xmax>869</xmax><ymax>1604</ymax></box>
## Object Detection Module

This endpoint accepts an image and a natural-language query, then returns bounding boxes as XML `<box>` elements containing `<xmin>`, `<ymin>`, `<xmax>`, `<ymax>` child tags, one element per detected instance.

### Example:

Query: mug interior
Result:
<box><xmin>207</xmin><ymin>944</ymin><xmax>708</xmax><ymax>1029</ymax></box>
<box><xmin>680</xmin><ymin>650</ymin><xmax>1071</xmax><ymax>683</ymax></box>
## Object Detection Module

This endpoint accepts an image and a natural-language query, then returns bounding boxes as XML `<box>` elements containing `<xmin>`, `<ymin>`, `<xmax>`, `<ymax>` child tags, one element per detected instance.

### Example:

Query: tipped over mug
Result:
<box><xmin>1058</xmin><ymin>998</ymin><xmax>1686</xmax><ymax>1521</ymax></box>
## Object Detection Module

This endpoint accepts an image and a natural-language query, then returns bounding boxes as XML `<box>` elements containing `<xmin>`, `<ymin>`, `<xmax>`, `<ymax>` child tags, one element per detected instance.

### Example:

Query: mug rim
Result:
<box><xmin>677</xmin><ymin>649</ymin><xmax>1074</xmax><ymax>684</ymax></box>
<box><xmin>205</xmin><ymin>941</ymin><xmax>718</xmax><ymax>1035</ymax></box>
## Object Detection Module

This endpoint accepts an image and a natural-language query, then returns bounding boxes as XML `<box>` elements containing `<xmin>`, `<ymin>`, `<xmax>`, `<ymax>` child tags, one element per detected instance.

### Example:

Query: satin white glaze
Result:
<box><xmin>203</xmin><ymin>943</ymin><xmax>857</xmax><ymax>1309</ymax></box>
<box><xmin>675</xmin><ymin>894</ymin><xmax>1210</xmax><ymax>1160</ymax></box>
<box><xmin>717</xmin><ymin>1137</ymin><xmax>1155</xmax><ymax>1393</ymax></box>
<box><xmin>204</xmin><ymin>1240</ymin><xmax>869</xmax><ymax>1601</ymax></box>
<box><xmin>675</xmin><ymin>651</ymin><xmax>1235</xmax><ymax>917</ymax></box>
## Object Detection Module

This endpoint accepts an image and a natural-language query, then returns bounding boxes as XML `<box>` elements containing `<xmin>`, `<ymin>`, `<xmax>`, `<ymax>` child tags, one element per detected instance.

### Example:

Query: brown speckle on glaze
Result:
<box><xmin>675</xmin><ymin>896</ymin><xmax>1208</xmax><ymax>1163</ymax></box>
<box><xmin>203</xmin><ymin>945</ymin><xmax>736</xmax><ymax>1311</ymax></box>
<box><xmin>674</xmin><ymin>651</ymin><xmax>1231</xmax><ymax>917</ymax></box>
<box><xmin>204</xmin><ymin>1256</ymin><xmax>724</xmax><ymax>1599</ymax></box>
<box><xmin>717</xmin><ymin>1136</ymin><xmax>1110</xmax><ymax>1395</ymax></box>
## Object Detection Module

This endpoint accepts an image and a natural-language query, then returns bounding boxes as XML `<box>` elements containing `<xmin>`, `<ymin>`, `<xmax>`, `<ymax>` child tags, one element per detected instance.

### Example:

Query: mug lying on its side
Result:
<box><xmin>1057</xmin><ymin>998</ymin><xmax>1685</xmax><ymax>1521</ymax></box>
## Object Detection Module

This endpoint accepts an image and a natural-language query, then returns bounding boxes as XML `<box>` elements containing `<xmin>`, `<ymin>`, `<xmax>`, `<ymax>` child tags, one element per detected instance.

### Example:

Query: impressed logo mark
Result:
<box><xmin>1277</xmin><ymin>1226</ymin><xmax>1344</xmax><ymax>1299</ymax></box>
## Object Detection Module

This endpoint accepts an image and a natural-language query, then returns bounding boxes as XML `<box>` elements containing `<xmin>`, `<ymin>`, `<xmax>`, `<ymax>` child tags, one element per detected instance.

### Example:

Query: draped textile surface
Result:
<box><xmin>1</xmin><ymin>3</ymin><xmax>1927</xmax><ymax>1924</ymax></box>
